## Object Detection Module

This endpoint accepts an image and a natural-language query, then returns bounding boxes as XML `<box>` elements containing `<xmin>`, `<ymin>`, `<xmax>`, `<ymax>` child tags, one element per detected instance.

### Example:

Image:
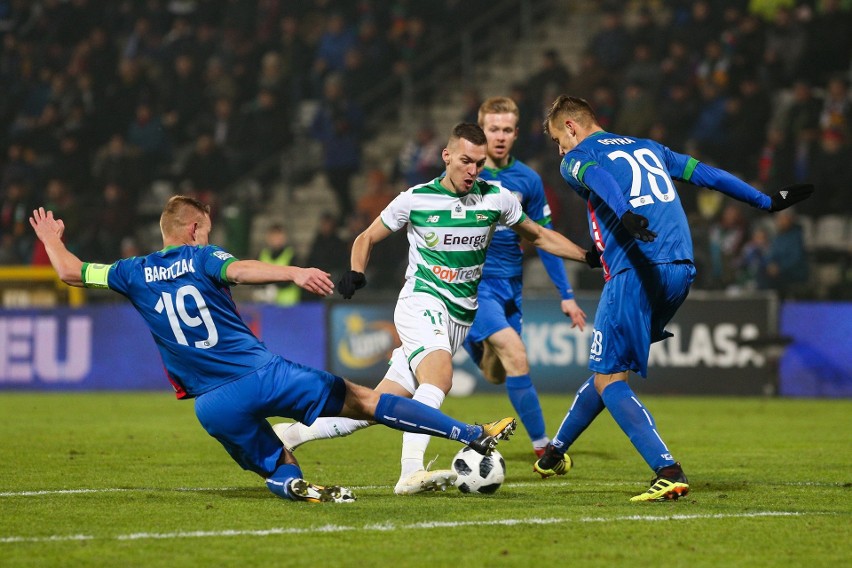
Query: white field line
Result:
<box><xmin>0</xmin><ymin>512</ymin><xmax>827</xmax><ymax>544</ymax></box>
<box><xmin>0</xmin><ymin>479</ymin><xmax>845</xmax><ymax>498</ymax></box>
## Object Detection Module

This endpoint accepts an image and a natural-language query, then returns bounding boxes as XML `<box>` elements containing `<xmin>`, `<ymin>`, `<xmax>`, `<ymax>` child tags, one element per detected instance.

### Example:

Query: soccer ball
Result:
<box><xmin>451</xmin><ymin>447</ymin><xmax>505</xmax><ymax>494</ymax></box>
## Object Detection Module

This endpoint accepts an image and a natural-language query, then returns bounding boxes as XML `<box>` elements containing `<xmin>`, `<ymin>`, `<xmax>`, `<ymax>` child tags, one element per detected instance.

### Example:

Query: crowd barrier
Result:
<box><xmin>1</xmin><ymin>294</ymin><xmax>847</xmax><ymax>397</ymax></box>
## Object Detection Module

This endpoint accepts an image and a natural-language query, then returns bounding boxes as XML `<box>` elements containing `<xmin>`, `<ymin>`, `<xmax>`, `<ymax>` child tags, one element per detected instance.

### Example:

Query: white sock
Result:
<box><xmin>532</xmin><ymin>436</ymin><xmax>550</xmax><ymax>450</ymax></box>
<box><xmin>399</xmin><ymin>384</ymin><xmax>445</xmax><ymax>479</ymax></box>
<box><xmin>280</xmin><ymin>417</ymin><xmax>371</xmax><ymax>450</ymax></box>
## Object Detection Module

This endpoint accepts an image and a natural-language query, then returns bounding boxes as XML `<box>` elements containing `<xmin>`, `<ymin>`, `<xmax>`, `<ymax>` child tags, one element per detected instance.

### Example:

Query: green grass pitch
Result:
<box><xmin>1</xmin><ymin>392</ymin><xmax>850</xmax><ymax>567</ymax></box>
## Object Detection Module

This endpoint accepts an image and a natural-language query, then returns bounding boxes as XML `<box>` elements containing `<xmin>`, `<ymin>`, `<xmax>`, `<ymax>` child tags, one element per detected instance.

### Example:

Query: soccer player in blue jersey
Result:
<box><xmin>462</xmin><ymin>96</ymin><xmax>587</xmax><ymax>458</ymax></box>
<box><xmin>29</xmin><ymin>196</ymin><xmax>517</xmax><ymax>504</ymax></box>
<box><xmin>535</xmin><ymin>96</ymin><xmax>813</xmax><ymax>501</ymax></box>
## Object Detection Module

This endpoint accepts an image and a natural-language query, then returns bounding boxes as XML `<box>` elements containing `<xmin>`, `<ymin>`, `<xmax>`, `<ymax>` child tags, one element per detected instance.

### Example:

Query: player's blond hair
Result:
<box><xmin>543</xmin><ymin>95</ymin><xmax>599</xmax><ymax>134</ymax></box>
<box><xmin>477</xmin><ymin>96</ymin><xmax>519</xmax><ymax>126</ymax></box>
<box><xmin>160</xmin><ymin>195</ymin><xmax>211</xmax><ymax>239</ymax></box>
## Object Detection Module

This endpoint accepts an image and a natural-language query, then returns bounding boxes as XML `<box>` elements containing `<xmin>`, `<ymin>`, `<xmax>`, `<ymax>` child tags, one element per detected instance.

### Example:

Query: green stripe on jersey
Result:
<box><xmin>409</xmin><ymin>209</ymin><xmax>501</xmax><ymax>227</ymax></box>
<box><xmin>418</xmin><ymin>246</ymin><xmax>487</xmax><ymax>267</ymax></box>
<box><xmin>682</xmin><ymin>157</ymin><xmax>699</xmax><ymax>181</ymax></box>
<box><xmin>576</xmin><ymin>161</ymin><xmax>596</xmax><ymax>184</ymax></box>
<box><xmin>412</xmin><ymin>281</ymin><xmax>477</xmax><ymax>322</ymax></box>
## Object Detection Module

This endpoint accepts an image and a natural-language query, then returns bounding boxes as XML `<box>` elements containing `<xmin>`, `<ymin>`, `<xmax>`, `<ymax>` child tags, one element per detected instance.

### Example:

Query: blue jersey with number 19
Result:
<box><xmin>87</xmin><ymin>245</ymin><xmax>274</xmax><ymax>399</ymax></box>
<box><xmin>559</xmin><ymin>131</ymin><xmax>695</xmax><ymax>280</ymax></box>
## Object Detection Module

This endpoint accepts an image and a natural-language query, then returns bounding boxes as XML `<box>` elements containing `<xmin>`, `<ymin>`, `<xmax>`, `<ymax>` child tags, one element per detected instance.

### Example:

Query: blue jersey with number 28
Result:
<box><xmin>105</xmin><ymin>245</ymin><xmax>274</xmax><ymax>398</ymax></box>
<box><xmin>560</xmin><ymin>131</ymin><xmax>695</xmax><ymax>280</ymax></box>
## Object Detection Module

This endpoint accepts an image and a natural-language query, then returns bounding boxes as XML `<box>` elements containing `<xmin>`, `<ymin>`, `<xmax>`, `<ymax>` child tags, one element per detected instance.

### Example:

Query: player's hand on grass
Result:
<box><xmin>294</xmin><ymin>267</ymin><xmax>334</xmax><ymax>297</ymax></box>
<box><xmin>621</xmin><ymin>210</ymin><xmax>656</xmax><ymax>242</ymax></box>
<box><xmin>585</xmin><ymin>247</ymin><xmax>602</xmax><ymax>269</ymax></box>
<box><xmin>561</xmin><ymin>298</ymin><xmax>587</xmax><ymax>331</ymax></box>
<box><xmin>768</xmin><ymin>183</ymin><xmax>814</xmax><ymax>212</ymax></box>
<box><xmin>338</xmin><ymin>270</ymin><xmax>366</xmax><ymax>299</ymax></box>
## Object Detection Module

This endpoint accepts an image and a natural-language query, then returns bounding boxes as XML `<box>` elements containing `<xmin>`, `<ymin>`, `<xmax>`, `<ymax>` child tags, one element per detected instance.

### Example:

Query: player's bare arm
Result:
<box><xmin>29</xmin><ymin>207</ymin><xmax>84</xmax><ymax>287</ymax></box>
<box><xmin>511</xmin><ymin>216</ymin><xmax>587</xmax><ymax>263</ymax></box>
<box><xmin>350</xmin><ymin>216</ymin><xmax>393</xmax><ymax>273</ymax></box>
<box><xmin>226</xmin><ymin>260</ymin><xmax>334</xmax><ymax>297</ymax></box>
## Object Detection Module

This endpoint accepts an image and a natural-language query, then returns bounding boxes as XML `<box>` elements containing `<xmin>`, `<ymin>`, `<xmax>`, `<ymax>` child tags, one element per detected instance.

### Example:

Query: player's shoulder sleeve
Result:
<box><xmin>561</xmin><ymin>149</ymin><xmax>597</xmax><ymax>189</ymax></box>
<box><xmin>497</xmin><ymin>185</ymin><xmax>526</xmax><ymax>226</ymax></box>
<box><xmin>380</xmin><ymin>188</ymin><xmax>411</xmax><ymax>232</ymax></box>
<box><xmin>199</xmin><ymin>245</ymin><xmax>239</xmax><ymax>283</ymax></box>
<box><xmin>656</xmin><ymin>141</ymin><xmax>699</xmax><ymax>182</ymax></box>
<box><xmin>517</xmin><ymin>162</ymin><xmax>551</xmax><ymax>225</ymax></box>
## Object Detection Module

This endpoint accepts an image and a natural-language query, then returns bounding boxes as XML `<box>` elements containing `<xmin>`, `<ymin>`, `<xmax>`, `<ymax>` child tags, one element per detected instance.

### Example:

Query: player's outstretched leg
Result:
<box><xmin>534</xmin><ymin>375</ymin><xmax>604</xmax><ymax>477</ymax></box>
<box><xmin>273</xmin><ymin>417</ymin><xmax>372</xmax><ymax>451</ymax></box>
<box><xmin>600</xmin><ymin>381</ymin><xmax>688</xmax><ymax>501</ymax></box>
<box><xmin>264</xmin><ymin>457</ymin><xmax>355</xmax><ymax>504</ymax></box>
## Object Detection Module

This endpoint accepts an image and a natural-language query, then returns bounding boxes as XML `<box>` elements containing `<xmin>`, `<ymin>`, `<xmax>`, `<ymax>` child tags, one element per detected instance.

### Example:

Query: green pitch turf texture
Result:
<box><xmin>1</xmin><ymin>392</ymin><xmax>849</xmax><ymax>567</ymax></box>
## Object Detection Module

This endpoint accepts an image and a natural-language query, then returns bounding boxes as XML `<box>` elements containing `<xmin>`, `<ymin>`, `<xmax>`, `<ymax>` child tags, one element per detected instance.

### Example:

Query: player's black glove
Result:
<box><xmin>338</xmin><ymin>270</ymin><xmax>366</xmax><ymax>299</ymax></box>
<box><xmin>585</xmin><ymin>248</ymin><xmax>602</xmax><ymax>269</ymax></box>
<box><xmin>621</xmin><ymin>210</ymin><xmax>657</xmax><ymax>242</ymax></box>
<box><xmin>768</xmin><ymin>183</ymin><xmax>814</xmax><ymax>212</ymax></box>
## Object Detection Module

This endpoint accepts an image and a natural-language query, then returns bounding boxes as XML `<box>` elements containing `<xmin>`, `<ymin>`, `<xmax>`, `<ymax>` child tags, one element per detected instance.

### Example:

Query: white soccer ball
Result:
<box><xmin>451</xmin><ymin>447</ymin><xmax>505</xmax><ymax>494</ymax></box>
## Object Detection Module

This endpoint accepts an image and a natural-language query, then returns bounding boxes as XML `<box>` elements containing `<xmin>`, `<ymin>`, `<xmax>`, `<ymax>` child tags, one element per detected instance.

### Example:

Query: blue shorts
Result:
<box><xmin>463</xmin><ymin>277</ymin><xmax>523</xmax><ymax>363</ymax></box>
<box><xmin>590</xmin><ymin>262</ymin><xmax>696</xmax><ymax>377</ymax></box>
<box><xmin>193</xmin><ymin>356</ymin><xmax>346</xmax><ymax>477</ymax></box>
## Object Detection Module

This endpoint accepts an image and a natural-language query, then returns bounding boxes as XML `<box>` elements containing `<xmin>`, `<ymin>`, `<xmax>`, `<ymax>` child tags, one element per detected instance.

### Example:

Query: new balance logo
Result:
<box><xmin>426</xmin><ymin>215</ymin><xmax>440</xmax><ymax>223</ymax></box>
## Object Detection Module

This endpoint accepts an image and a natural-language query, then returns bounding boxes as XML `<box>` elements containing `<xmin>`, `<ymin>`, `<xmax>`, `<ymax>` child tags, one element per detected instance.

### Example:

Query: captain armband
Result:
<box><xmin>81</xmin><ymin>262</ymin><xmax>112</xmax><ymax>289</ymax></box>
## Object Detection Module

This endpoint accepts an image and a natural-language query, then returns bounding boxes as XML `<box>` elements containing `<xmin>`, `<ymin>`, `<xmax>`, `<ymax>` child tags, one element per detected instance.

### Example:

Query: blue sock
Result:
<box><xmin>601</xmin><ymin>381</ymin><xmax>676</xmax><ymax>472</ymax></box>
<box><xmin>265</xmin><ymin>463</ymin><xmax>303</xmax><ymax>500</ymax></box>
<box><xmin>505</xmin><ymin>374</ymin><xmax>546</xmax><ymax>442</ymax></box>
<box><xmin>374</xmin><ymin>393</ymin><xmax>481</xmax><ymax>443</ymax></box>
<box><xmin>551</xmin><ymin>375</ymin><xmax>605</xmax><ymax>452</ymax></box>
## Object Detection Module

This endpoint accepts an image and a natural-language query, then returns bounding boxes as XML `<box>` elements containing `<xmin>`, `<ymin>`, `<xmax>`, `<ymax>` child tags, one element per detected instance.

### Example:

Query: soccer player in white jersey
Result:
<box><xmin>275</xmin><ymin>123</ymin><xmax>600</xmax><ymax>495</ymax></box>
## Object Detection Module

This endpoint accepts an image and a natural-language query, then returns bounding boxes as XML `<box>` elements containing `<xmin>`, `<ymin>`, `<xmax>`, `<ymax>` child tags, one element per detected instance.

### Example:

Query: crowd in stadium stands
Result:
<box><xmin>0</xmin><ymin>0</ymin><xmax>850</xmax><ymax>299</ymax></box>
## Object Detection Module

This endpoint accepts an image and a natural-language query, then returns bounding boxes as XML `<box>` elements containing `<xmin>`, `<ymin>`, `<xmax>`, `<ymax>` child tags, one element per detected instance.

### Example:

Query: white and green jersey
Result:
<box><xmin>380</xmin><ymin>177</ymin><xmax>526</xmax><ymax>324</ymax></box>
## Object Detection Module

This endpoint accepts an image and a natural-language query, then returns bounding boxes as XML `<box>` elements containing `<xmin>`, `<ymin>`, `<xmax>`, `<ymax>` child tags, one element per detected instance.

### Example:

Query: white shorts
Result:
<box><xmin>385</xmin><ymin>294</ymin><xmax>470</xmax><ymax>394</ymax></box>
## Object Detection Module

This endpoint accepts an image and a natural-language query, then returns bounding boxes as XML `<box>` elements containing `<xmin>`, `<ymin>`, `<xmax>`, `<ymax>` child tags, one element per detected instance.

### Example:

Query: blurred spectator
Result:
<box><xmin>203</xmin><ymin>56</ymin><xmax>239</xmax><ymax>105</ymax></box>
<box><xmin>568</xmin><ymin>51</ymin><xmax>609</xmax><ymax>101</ymax></box>
<box><xmin>1</xmin><ymin>142</ymin><xmax>39</xmax><ymax>193</ymax></box>
<box><xmin>708</xmin><ymin>203</ymin><xmax>749</xmax><ymax>289</ymax></box>
<box><xmin>736</xmin><ymin>224</ymin><xmax>770</xmax><ymax>291</ymax></box>
<box><xmin>126</xmin><ymin>101</ymin><xmax>172</xmax><ymax>177</ymax></box>
<box><xmin>587</xmin><ymin>9</ymin><xmax>632</xmax><ymax>73</ymax></box>
<box><xmin>458</xmin><ymin>87</ymin><xmax>482</xmax><ymax>125</ymax></box>
<box><xmin>304</xmin><ymin>211</ymin><xmax>349</xmax><ymax>280</ymax></box>
<box><xmin>810</xmin><ymin>128</ymin><xmax>852</xmax><ymax>216</ymax></box>
<box><xmin>311</xmin><ymin>12</ymin><xmax>357</xmax><ymax>95</ymax></box>
<box><xmin>757</xmin><ymin>128</ymin><xmax>796</xmax><ymax>190</ymax></box>
<box><xmin>695</xmin><ymin>39</ymin><xmax>730</xmax><ymax>92</ymax></box>
<box><xmin>393</xmin><ymin>122</ymin><xmax>444</xmax><ymax>187</ymax></box>
<box><xmin>161</xmin><ymin>52</ymin><xmax>204</xmax><ymax>144</ymax></box>
<box><xmin>819</xmin><ymin>76</ymin><xmax>851</xmax><ymax>139</ymax></box>
<box><xmin>623</xmin><ymin>42</ymin><xmax>662</xmax><ymax>97</ymax></box>
<box><xmin>49</xmin><ymin>133</ymin><xmax>91</xmax><ymax>195</ymax></box>
<box><xmin>179</xmin><ymin>132</ymin><xmax>232</xmax><ymax>209</ymax></box>
<box><xmin>234</xmin><ymin>87</ymin><xmax>289</xmax><ymax>173</ymax></box>
<box><xmin>802</xmin><ymin>0</ymin><xmax>852</xmax><ymax>83</ymax></box>
<box><xmin>763</xmin><ymin>7</ymin><xmax>806</xmax><ymax>89</ymax></box>
<box><xmin>310</xmin><ymin>74</ymin><xmax>363</xmax><ymax>218</ymax></box>
<box><xmin>764</xmin><ymin>210</ymin><xmax>809</xmax><ymax>299</ymax></box>
<box><xmin>0</xmin><ymin>179</ymin><xmax>34</xmax><ymax>263</ymax></box>
<box><xmin>256</xmin><ymin>223</ymin><xmax>301</xmax><ymax>305</ymax></box>
<box><xmin>525</xmin><ymin>49</ymin><xmax>572</xmax><ymax>113</ymax></box>
<box><xmin>91</xmin><ymin>133</ymin><xmax>143</xmax><ymax>201</ymax></box>
<box><xmin>356</xmin><ymin>169</ymin><xmax>396</xmax><ymax>222</ymax></box>
<box><xmin>613</xmin><ymin>82</ymin><xmax>655</xmax><ymax>137</ymax></box>
<box><xmin>275</xmin><ymin>15</ymin><xmax>315</xmax><ymax>105</ymax></box>
<box><xmin>657</xmin><ymin>83</ymin><xmax>699</xmax><ymax>151</ymax></box>
<box><xmin>80</xmin><ymin>182</ymin><xmax>134</xmax><ymax>262</ymax></box>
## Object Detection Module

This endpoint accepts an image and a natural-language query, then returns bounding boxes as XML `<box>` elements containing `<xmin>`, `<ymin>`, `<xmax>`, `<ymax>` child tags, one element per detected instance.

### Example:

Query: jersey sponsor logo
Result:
<box><xmin>598</xmin><ymin>137</ymin><xmax>634</xmax><ymax>145</ymax></box>
<box><xmin>424</xmin><ymin>232</ymin><xmax>439</xmax><ymax>247</ymax></box>
<box><xmin>144</xmin><ymin>258</ymin><xmax>195</xmax><ymax>283</ymax></box>
<box><xmin>430</xmin><ymin>264</ymin><xmax>482</xmax><ymax>283</ymax></box>
<box><xmin>0</xmin><ymin>315</ymin><xmax>92</xmax><ymax>383</ymax></box>
<box><xmin>443</xmin><ymin>233</ymin><xmax>487</xmax><ymax>248</ymax></box>
<box><xmin>213</xmin><ymin>251</ymin><xmax>234</xmax><ymax>261</ymax></box>
<box><xmin>570</xmin><ymin>158</ymin><xmax>581</xmax><ymax>179</ymax></box>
